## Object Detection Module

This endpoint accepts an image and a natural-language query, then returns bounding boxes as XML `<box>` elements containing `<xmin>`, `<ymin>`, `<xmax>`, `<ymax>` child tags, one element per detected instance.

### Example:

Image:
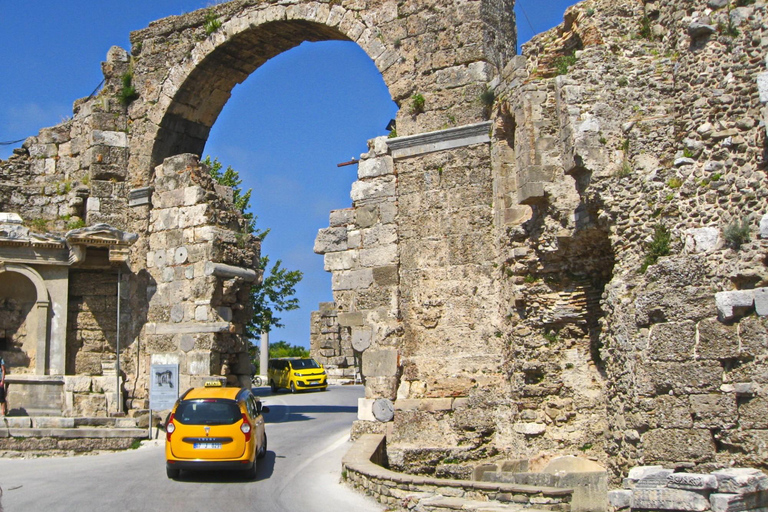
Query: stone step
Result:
<box><xmin>418</xmin><ymin>495</ymin><xmax>553</xmax><ymax>512</ymax></box>
<box><xmin>0</xmin><ymin>416</ymin><xmax>138</xmax><ymax>429</ymax></box>
<box><xmin>0</xmin><ymin>426</ymin><xmax>147</xmax><ymax>439</ymax></box>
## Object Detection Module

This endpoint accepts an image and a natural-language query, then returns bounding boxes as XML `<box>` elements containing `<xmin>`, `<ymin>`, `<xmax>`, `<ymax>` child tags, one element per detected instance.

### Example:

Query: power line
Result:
<box><xmin>0</xmin><ymin>138</ymin><xmax>25</xmax><ymax>146</ymax></box>
<box><xmin>517</xmin><ymin>1</ymin><xmax>537</xmax><ymax>37</ymax></box>
<box><xmin>0</xmin><ymin>78</ymin><xmax>105</xmax><ymax>148</ymax></box>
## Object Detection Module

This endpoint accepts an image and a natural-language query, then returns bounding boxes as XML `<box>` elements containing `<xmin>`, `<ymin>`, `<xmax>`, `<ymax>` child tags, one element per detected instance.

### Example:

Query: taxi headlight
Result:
<box><xmin>294</xmin><ymin>372</ymin><xmax>301</xmax><ymax>377</ymax></box>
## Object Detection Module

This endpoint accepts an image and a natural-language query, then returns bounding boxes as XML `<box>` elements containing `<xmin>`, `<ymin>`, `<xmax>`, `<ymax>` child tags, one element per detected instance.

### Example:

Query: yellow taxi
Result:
<box><xmin>268</xmin><ymin>357</ymin><xmax>328</xmax><ymax>393</ymax></box>
<box><xmin>165</xmin><ymin>381</ymin><xmax>269</xmax><ymax>479</ymax></box>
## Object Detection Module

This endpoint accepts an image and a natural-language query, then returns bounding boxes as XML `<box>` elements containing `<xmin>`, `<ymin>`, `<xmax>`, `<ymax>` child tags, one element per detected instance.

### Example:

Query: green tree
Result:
<box><xmin>202</xmin><ymin>156</ymin><xmax>303</xmax><ymax>340</ymax></box>
<box><xmin>269</xmin><ymin>341</ymin><xmax>309</xmax><ymax>358</ymax></box>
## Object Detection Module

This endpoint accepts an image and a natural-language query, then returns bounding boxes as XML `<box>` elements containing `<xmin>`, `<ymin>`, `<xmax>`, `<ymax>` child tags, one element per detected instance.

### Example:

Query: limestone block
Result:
<box><xmin>697</xmin><ymin>318</ymin><xmax>739</xmax><ymax>360</ymax></box>
<box><xmin>685</xmin><ymin>227</ymin><xmax>721</xmax><ymax>253</ymax></box>
<box><xmin>755</xmin><ymin>288</ymin><xmax>768</xmax><ymax>317</ymax></box>
<box><xmin>362</xmin><ymin>224</ymin><xmax>397</xmax><ymax>246</ymax></box>
<box><xmin>760</xmin><ymin>214</ymin><xmax>768</xmax><ymax>239</ymax></box>
<box><xmin>64</xmin><ymin>375</ymin><xmax>92</xmax><ymax>393</ymax></box>
<box><xmin>358</xmin><ymin>156</ymin><xmax>394</xmax><ymax>179</ymax></box>
<box><xmin>339</xmin><ymin>312</ymin><xmax>364</xmax><ymax>327</ymax></box>
<box><xmin>626</xmin><ymin>466</ymin><xmax>668</xmax><ymax>485</ymax></box>
<box><xmin>667</xmin><ymin>473</ymin><xmax>718</xmax><ymax>491</ymax></box>
<box><xmin>332</xmin><ymin>269</ymin><xmax>374</xmax><ymax>291</ymax></box>
<box><xmin>314</xmin><ymin>226</ymin><xmax>348</xmax><ymax>254</ymax></box>
<box><xmin>716</xmin><ymin>290</ymin><xmax>755</xmax><ymax>320</ymax></box>
<box><xmin>350</xmin><ymin>176</ymin><xmax>396</xmax><ymax>202</ymax></box>
<box><xmin>324</xmin><ymin>250</ymin><xmax>358</xmax><ymax>271</ymax></box>
<box><xmin>329</xmin><ymin>208</ymin><xmax>354</xmax><ymax>227</ymax></box>
<box><xmin>359</xmin><ymin>246</ymin><xmax>397</xmax><ymax>267</ymax></box>
<box><xmin>631</xmin><ymin>488</ymin><xmax>711</xmax><ymax>511</ymax></box>
<box><xmin>647</xmin><ymin>321</ymin><xmax>696</xmax><ymax>362</ymax></box>
<box><xmin>642</xmin><ymin>428</ymin><xmax>716</xmax><ymax>463</ymax></box>
<box><xmin>92</xmin><ymin>130</ymin><xmax>128</xmax><ymax>148</ymax></box>
<box><xmin>358</xmin><ymin>397</ymin><xmax>376</xmax><ymax>421</ymax></box>
<box><xmin>608</xmin><ymin>490</ymin><xmax>632</xmax><ymax>509</ymax></box>
<box><xmin>187</xmin><ymin>352</ymin><xmax>213</xmax><ymax>376</ymax></box>
<box><xmin>690</xmin><ymin>394</ymin><xmax>737</xmax><ymax>428</ymax></box>
<box><xmin>362</xmin><ymin>348</ymin><xmax>398</xmax><ymax>378</ymax></box>
<box><xmin>179</xmin><ymin>204</ymin><xmax>209</xmax><ymax>228</ymax></box>
<box><xmin>183</xmin><ymin>186</ymin><xmax>205</xmax><ymax>206</ymax></box>
<box><xmin>711</xmin><ymin>492</ymin><xmax>768</xmax><ymax>512</ymax></box>
<box><xmin>151</xmin><ymin>353</ymin><xmax>181</xmax><ymax>366</ymax></box>
<box><xmin>373</xmin><ymin>265</ymin><xmax>398</xmax><ymax>287</ymax></box>
<box><xmin>713</xmin><ymin>468</ymin><xmax>768</xmax><ymax>494</ymax></box>
<box><xmin>513</xmin><ymin>422</ymin><xmax>546</xmax><ymax>436</ymax></box>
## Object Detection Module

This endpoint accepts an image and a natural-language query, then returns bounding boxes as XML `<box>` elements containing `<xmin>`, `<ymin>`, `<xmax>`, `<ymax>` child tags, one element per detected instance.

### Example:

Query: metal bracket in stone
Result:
<box><xmin>372</xmin><ymin>398</ymin><xmax>395</xmax><ymax>422</ymax></box>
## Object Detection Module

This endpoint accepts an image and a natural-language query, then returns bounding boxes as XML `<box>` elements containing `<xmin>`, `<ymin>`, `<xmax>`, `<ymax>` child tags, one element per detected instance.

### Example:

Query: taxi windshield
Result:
<box><xmin>290</xmin><ymin>359</ymin><xmax>320</xmax><ymax>370</ymax></box>
<box><xmin>175</xmin><ymin>399</ymin><xmax>241</xmax><ymax>425</ymax></box>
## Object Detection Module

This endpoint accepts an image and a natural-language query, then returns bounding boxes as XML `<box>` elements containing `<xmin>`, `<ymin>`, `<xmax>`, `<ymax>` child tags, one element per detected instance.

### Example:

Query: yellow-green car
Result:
<box><xmin>268</xmin><ymin>357</ymin><xmax>327</xmax><ymax>393</ymax></box>
<box><xmin>165</xmin><ymin>382</ymin><xmax>269</xmax><ymax>479</ymax></box>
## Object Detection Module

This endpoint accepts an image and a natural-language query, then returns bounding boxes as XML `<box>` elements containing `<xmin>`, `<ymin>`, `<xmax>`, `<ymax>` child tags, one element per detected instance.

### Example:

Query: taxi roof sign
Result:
<box><xmin>204</xmin><ymin>380</ymin><xmax>223</xmax><ymax>387</ymax></box>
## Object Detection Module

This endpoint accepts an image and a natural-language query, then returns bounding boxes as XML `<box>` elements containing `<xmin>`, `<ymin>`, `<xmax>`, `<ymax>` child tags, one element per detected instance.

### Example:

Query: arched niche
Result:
<box><xmin>0</xmin><ymin>264</ymin><xmax>51</xmax><ymax>375</ymax></box>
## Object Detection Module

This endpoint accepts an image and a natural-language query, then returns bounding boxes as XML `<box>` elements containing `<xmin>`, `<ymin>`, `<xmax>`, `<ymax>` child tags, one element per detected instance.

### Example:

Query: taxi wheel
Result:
<box><xmin>290</xmin><ymin>382</ymin><xmax>296</xmax><ymax>394</ymax></box>
<box><xmin>270</xmin><ymin>380</ymin><xmax>277</xmax><ymax>393</ymax></box>
<box><xmin>257</xmin><ymin>433</ymin><xmax>268</xmax><ymax>459</ymax></box>
<box><xmin>166</xmin><ymin>466</ymin><xmax>180</xmax><ymax>479</ymax></box>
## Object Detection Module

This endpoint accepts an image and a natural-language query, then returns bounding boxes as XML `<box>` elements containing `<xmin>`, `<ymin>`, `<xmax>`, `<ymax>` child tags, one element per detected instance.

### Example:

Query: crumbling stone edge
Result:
<box><xmin>342</xmin><ymin>434</ymin><xmax>573</xmax><ymax>510</ymax></box>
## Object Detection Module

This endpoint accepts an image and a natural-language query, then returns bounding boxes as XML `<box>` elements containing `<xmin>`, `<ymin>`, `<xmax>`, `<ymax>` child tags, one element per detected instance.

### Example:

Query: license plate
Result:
<box><xmin>194</xmin><ymin>443</ymin><xmax>222</xmax><ymax>450</ymax></box>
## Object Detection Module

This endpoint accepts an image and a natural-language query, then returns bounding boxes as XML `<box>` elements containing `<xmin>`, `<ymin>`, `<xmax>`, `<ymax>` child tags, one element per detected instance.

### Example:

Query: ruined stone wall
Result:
<box><xmin>310</xmin><ymin>302</ymin><xmax>357</xmax><ymax>382</ymax></box>
<box><xmin>490</xmin><ymin>0</ymin><xmax>768</xmax><ymax>480</ymax></box>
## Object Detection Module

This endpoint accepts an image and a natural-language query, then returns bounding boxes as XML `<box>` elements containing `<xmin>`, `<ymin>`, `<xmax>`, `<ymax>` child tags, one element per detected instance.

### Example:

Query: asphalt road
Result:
<box><xmin>0</xmin><ymin>384</ymin><xmax>384</xmax><ymax>512</ymax></box>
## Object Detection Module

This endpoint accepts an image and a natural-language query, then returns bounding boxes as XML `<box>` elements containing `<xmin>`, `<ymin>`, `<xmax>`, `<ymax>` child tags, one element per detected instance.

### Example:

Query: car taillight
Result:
<box><xmin>240</xmin><ymin>413</ymin><xmax>252</xmax><ymax>442</ymax></box>
<box><xmin>166</xmin><ymin>413</ymin><xmax>176</xmax><ymax>442</ymax></box>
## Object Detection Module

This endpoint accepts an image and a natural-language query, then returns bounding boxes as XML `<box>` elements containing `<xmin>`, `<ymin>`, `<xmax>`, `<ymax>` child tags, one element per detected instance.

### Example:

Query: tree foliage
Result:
<box><xmin>203</xmin><ymin>155</ymin><xmax>303</xmax><ymax>340</ymax></box>
<box><xmin>269</xmin><ymin>341</ymin><xmax>309</xmax><ymax>358</ymax></box>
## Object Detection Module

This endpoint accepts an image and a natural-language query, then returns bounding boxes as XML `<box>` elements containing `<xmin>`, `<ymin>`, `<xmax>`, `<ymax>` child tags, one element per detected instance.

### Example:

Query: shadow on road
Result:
<box><xmin>172</xmin><ymin>450</ymin><xmax>276</xmax><ymax>483</ymax></box>
<box><xmin>261</xmin><ymin>404</ymin><xmax>358</xmax><ymax>424</ymax></box>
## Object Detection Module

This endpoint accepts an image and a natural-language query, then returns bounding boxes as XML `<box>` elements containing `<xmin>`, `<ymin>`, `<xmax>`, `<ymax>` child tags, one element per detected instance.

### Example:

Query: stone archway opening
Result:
<box><xmin>148</xmin><ymin>20</ymin><xmax>354</xmax><ymax>171</ymax></box>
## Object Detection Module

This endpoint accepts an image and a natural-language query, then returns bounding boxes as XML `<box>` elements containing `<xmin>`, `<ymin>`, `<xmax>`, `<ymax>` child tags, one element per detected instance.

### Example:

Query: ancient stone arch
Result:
<box><xmin>125</xmin><ymin>0</ymin><xmax>517</xmax><ymax>178</ymax></box>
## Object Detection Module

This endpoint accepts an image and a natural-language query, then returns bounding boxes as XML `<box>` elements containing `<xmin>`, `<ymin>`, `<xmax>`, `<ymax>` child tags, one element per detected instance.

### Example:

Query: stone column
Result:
<box><xmin>34</xmin><ymin>300</ymin><xmax>51</xmax><ymax>375</ymax></box>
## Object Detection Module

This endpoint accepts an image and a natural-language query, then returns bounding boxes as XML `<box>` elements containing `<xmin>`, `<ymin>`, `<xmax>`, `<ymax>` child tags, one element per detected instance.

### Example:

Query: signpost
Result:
<box><xmin>149</xmin><ymin>364</ymin><xmax>179</xmax><ymax>439</ymax></box>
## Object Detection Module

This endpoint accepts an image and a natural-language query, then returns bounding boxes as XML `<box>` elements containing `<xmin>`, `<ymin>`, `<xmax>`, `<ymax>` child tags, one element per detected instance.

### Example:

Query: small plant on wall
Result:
<box><xmin>204</xmin><ymin>10</ymin><xmax>222</xmax><ymax>35</ymax></box>
<box><xmin>640</xmin><ymin>224</ymin><xmax>671</xmax><ymax>273</ymax></box>
<box><xmin>410</xmin><ymin>93</ymin><xmax>425</xmax><ymax>115</ymax></box>
<box><xmin>119</xmin><ymin>72</ymin><xmax>139</xmax><ymax>106</ymax></box>
<box><xmin>723</xmin><ymin>218</ymin><xmax>750</xmax><ymax>250</ymax></box>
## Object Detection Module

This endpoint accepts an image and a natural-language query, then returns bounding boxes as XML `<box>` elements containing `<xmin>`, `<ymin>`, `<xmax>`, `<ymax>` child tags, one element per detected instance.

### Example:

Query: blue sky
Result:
<box><xmin>0</xmin><ymin>1</ymin><xmax>576</xmax><ymax>348</ymax></box>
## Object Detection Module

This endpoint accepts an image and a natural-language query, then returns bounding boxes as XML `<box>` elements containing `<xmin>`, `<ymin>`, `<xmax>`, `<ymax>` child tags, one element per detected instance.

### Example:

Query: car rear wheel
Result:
<box><xmin>257</xmin><ymin>433</ymin><xmax>268</xmax><ymax>459</ymax></box>
<box><xmin>166</xmin><ymin>466</ymin><xmax>180</xmax><ymax>479</ymax></box>
<box><xmin>270</xmin><ymin>380</ymin><xmax>278</xmax><ymax>393</ymax></box>
<box><xmin>290</xmin><ymin>382</ymin><xmax>296</xmax><ymax>394</ymax></box>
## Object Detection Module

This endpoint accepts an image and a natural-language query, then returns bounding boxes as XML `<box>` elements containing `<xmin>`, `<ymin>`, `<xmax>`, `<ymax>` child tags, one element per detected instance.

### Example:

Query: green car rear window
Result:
<box><xmin>175</xmin><ymin>399</ymin><xmax>241</xmax><ymax>425</ymax></box>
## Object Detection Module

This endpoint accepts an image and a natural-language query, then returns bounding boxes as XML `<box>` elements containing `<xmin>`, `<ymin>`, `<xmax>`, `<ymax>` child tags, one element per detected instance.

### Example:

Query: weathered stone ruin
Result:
<box><xmin>1</xmin><ymin>0</ymin><xmax>768</xmax><ymax>498</ymax></box>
